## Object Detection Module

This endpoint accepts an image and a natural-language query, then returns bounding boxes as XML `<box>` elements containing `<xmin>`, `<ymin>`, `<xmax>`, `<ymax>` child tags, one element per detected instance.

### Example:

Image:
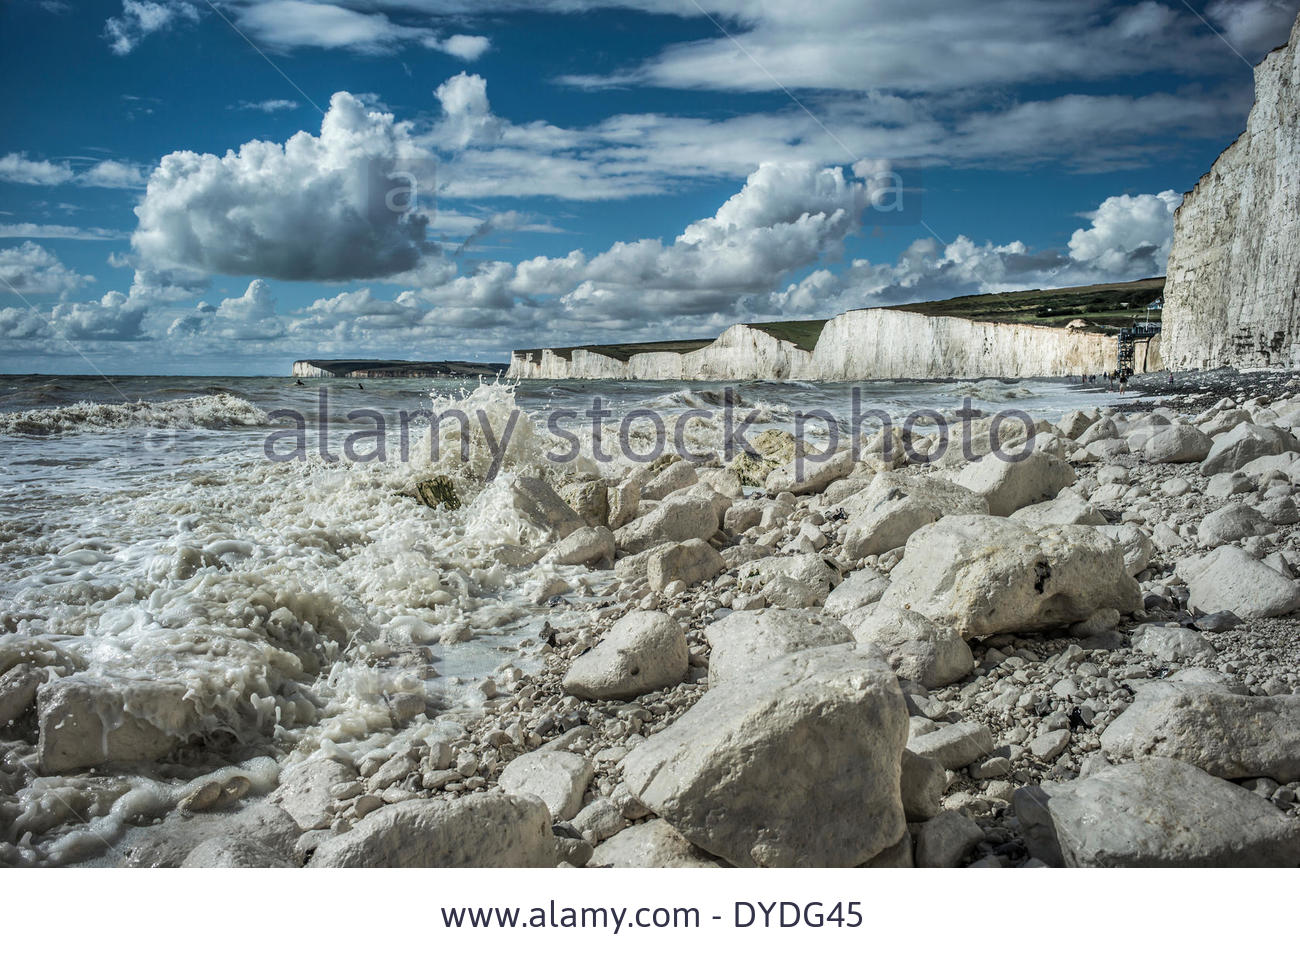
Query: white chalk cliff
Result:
<box><xmin>508</xmin><ymin>308</ymin><xmax>1147</xmax><ymax>381</ymax></box>
<box><xmin>1164</xmin><ymin>13</ymin><xmax>1300</xmax><ymax>370</ymax></box>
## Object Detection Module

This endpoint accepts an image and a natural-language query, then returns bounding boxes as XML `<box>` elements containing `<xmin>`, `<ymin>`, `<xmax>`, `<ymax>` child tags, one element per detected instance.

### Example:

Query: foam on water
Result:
<box><xmin>0</xmin><ymin>372</ymin><xmax>1125</xmax><ymax>862</ymax></box>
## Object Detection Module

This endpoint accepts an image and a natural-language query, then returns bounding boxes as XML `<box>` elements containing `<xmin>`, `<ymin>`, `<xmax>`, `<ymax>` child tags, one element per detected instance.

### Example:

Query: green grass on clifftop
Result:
<box><xmin>515</xmin><ymin>277</ymin><xmax>1166</xmax><ymax>360</ymax></box>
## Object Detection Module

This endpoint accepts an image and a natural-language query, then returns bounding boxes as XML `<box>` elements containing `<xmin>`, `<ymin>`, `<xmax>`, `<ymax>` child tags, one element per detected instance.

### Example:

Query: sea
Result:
<box><xmin>0</xmin><ymin>372</ymin><xmax>1133</xmax><ymax>862</ymax></box>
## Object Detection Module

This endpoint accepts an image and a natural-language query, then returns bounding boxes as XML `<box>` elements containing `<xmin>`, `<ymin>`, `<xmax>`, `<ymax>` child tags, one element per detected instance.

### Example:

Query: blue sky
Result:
<box><xmin>2</xmin><ymin>0</ymin><xmax>1298</xmax><ymax>374</ymax></box>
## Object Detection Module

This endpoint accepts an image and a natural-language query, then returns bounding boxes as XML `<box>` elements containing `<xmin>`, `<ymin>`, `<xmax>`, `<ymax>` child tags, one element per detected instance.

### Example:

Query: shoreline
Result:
<box><xmin>5</xmin><ymin>367</ymin><xmax>1296</xmax><ymax>866</ymax></box>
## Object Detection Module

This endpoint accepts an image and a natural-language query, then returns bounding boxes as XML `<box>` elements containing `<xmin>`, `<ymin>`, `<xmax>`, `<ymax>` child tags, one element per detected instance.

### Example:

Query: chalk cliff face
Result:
<box><xmin>1163</xmin><ymin>14</ymin><xmax>1300</xmax><ymax>370</ymax></box>
<box><xmin>508</xmin><ymin>309</ymin><xmax>1135</xmax><ymax>381</ymax></box>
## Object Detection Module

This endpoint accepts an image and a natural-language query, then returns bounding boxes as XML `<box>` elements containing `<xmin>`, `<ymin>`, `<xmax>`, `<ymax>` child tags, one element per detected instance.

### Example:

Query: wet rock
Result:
<box><xmin>499</xmin><ymin>750</ymin><xmax>594</xmax><ymax>821</ymax></box>
<box><xmin>622</xmin><ymin>647</ymin><xmax>907</xmax><ymax>867</ymax></box>
<box><xmin>120</xmin><ymin>803</ymin><xmax>300</xmax><ymax>869</ymax></box>
<box><xmin>705</xmin><ymin>609</ymin><xmax>853</xmax><ymax>686</ymax></box>
<box><xmin>412</xmin><ymin>476</ymin><xmax>461</xmax><ymax>511</ymax></box>
<box><xmin>271</xmin><ymin>759</ymin><xmax>355</xmax><ymax>831</ymax></box>
<box><xmin>37</xmin><ymin>678</ymin><xmax>198</xmax><ymax>774</ymax></box>
<box><xmin>1014</xmin><ymin>758</ymin><xmax>1300</xmax><ymax>867</ymax></box>
<box><xmin>508</xmin><ymin>476</ymin><xmax>585</xmax><ymax>541</ymax></box>
<box><xmin>545</xmin><ymin>526</ymin><xmax>616</xmax><ymax>567</ymax></box>
<box><xmin>309</xmin><ymin>793</ymin><xmax>559</xmax><ymax>868</ymax></box>
<box><xmin>607</xmin><ymin>477</ymin><xmax>641</xmax><ymax>531</ymax></box>
<box><xmin>562</xmin><ymin>611</ymin><xmax>688</xmax><ymax>700</ymax></box>
<box><xmin>0</xmin><ymin>663</ymin><xmax>43</xmax><ymax>727</ymax></box>
<box><xmin>182</xmin><ymin>835</ymin><xmax>298</xmax><ymax>868</ymax></box>
<box><xmin>559</xmin><ymin>477</ymin><xmax>609</xmax><ymax>527</ymax></box>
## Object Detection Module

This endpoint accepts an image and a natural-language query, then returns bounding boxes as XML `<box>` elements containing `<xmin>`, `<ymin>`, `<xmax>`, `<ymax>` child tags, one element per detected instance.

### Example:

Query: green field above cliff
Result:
<box><xmin>517</xmin><ymin>277</ymin><xmax>1165</xmax><ymax>361</ymax></box>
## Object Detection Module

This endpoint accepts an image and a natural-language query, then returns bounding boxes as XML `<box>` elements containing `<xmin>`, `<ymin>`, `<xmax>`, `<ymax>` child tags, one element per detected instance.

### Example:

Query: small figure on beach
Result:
<box><xmin>1119</xmin><ymin>372</ymin><xmax>1128</xmax><ymax>394</ymax></box>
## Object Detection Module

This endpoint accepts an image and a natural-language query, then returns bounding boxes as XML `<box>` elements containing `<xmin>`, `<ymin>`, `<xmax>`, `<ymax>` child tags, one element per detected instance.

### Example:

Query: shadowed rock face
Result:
<box><xmin>1164</xmin><ymin>13</ymin><xmax>1300</xmax><ymax>370</ymax></box>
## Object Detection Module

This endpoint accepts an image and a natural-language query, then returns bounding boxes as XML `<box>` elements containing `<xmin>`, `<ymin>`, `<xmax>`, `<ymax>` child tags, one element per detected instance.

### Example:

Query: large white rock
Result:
<box><xmin>1197</xmin><ymin>503</ymin><xmax>1274</xmax><ymax>547</ymax></box>
<box><xmin>842</xmin><ymin>496</ymin><xmax>939</xmax><ymax>559</ymax></box>
<box><xmin>1143</xmin><ymin>424</ymin><xmax>1212</xmax><ymax>463</ymax></box>
<box><xmin>498</xmin><ymin>750</ymin><xmax>595</xmax><ymax>821</ymax></box>
<box><xmin>563</xmin><ymin>611</ymin><xmax>688</xmax><ymax>700</ymax></box>
<box><xmin>907</xmin><ymin>721</ymin><xmax>995</xmax><ymax>770</ymax></box>
<box><xmin>1014</xmin><ymin>758</ymin><xmax>1300</xmax><ymax>867</ymax></box>
<box><xmin>1096</xmin><ymin>523</ymin><xmax>1155</xmax><ymax>576</ymax></box>
<box><xmin>956</xmin><ymin>451</ymin><xmax>1076</xmax><ymax>517</ymax></box>
<box><xmin>642</xmin><ymin>461</ymin><xmax>698</xmax><ymax>500</ymax></box>
<box><xmin>705</xmin><ymin>609</ymin><xmax>852</xmax><ymax>686</ymax></box>
<box><xmin>736</xmin><ymin>554</ymin><xmax>842</xmax><ymax>604</ymax></box>
<box><xmin>36</xmin><ymin>678</ymin><xmax>200</xmax><ymax>774</ymax></box>
<box><xmin>1102</xmin><ymin>684</ymin><xmax>1300</xmax><ymax>782</ymax></box>
<box><xmin>1201</xmin><ymin>423</ymin><xmax>1300</xmax><ymax>475</ymax></box>
<box><xmin>647</xmin><ymin>538</ymin><xmax>724</xmax><ymax>591</ymax></box>
<box><xmin>1009</xmin><ymin>492</ymin><xmax>1106</xmax><ymax>529</ymax></box>
<box><xmin>839</xmin><ymin>473</ymin><xmax>989</xmax><ymax>560</ymax></box>
<box><xmin>882</xmin><ymin>515</ymin><xmax>1140</xmax><ymax>638</ymax></box>
<box><xmin>509</xmin><ymin>476</ymin><xmax>585</xmax><ymax>541</ymax></box>
<box><xmin>615</xmin><ymin>498</ymin><xmax>719</xmax><ymax>554</ymax></box>
<box><xmin>621</xmin><ymin>647</ymin><xmax>907</xmax><ymax>867</ymax></box>
<box><xmin>823</xmin><ymin>569</ymin><xmax>890</xmax><ymax>617</ymax></box>
<box><xmin>841</xmin><ymin>472</ymin><xmax>988</xmax><ymax>522</ymax></box>
<box><xmin>1130</xmin><ymin>624</ymin><xmax>1214</xmax><ymax>663</ymax></box>
<box><xmin>545</xmin><ymin>526</ymin><xmax>616</xmax><ymax>567</ymax></box>
<box><xmin>1057</xmin><ymin>409</ymin><xmax>1097</xmax><ymax>440</ymax></box>
<box><xmin>765</xmin><ymin>451</ymin><xmax>853</xmax><ymax>496</ymax></box>
<box><xmin>1179</xmin><ymin>546</ymin><xmax>1300</xmax><ymax>619</ymax></box>
<box><xmin>850</xmin><ymin>605</ymin><xmax>974</xmax><ymax>689</ymax></box>
<box><xmin>308</xmin><ymin>793</ymin><xmax>558</xmax><ymax>867</ymax></box>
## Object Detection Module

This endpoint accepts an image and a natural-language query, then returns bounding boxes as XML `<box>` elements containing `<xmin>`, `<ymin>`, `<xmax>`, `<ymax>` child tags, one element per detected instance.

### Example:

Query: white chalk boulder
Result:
<box><xmin>621</xmin><ymin>646</ymin><xmax>907</xmax><ymax>867</ymax></box>
<box><xmin>562</xmin><ymin>611</ymin><xmax>688</xmax><ymax>700</ymax></box>
<box><xmin>882</xmin><ymin>515</ymin><xmax>1140</xmax><ymax>638</ymax></box>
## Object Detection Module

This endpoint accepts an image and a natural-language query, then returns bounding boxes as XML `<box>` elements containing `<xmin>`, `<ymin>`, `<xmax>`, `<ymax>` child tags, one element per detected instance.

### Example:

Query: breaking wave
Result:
<box><xmin>0</xmin><ymin>393</ymin><xmax>269</xmax><ymax>436</ymax></box>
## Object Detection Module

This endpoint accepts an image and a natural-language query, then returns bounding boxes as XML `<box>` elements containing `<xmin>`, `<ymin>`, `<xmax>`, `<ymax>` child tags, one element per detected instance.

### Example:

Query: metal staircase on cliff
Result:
<box><xmin>1117</xmin><ymin>318</ymin><xmax>1162</xmax><ymax>376</ymax></box>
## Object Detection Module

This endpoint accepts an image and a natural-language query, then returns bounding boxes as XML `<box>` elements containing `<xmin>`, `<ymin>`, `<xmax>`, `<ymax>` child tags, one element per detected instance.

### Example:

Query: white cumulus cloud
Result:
<box><xmin>132</xmin><ymin>92</ymin><xmax>436</xmax><ymax>281</ymax></box>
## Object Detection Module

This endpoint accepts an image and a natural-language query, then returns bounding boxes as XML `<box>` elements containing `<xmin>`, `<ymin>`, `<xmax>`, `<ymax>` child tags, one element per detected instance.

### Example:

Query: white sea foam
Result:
<box><xmin>0</xmin><ymin>393</ymin><xmax>268</xmax><ymax>436</ymax></box>
<box><xmin>0</xmin><ymin>372</ymin><xmax>1123</xmax><ymax>863</ymax></box>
